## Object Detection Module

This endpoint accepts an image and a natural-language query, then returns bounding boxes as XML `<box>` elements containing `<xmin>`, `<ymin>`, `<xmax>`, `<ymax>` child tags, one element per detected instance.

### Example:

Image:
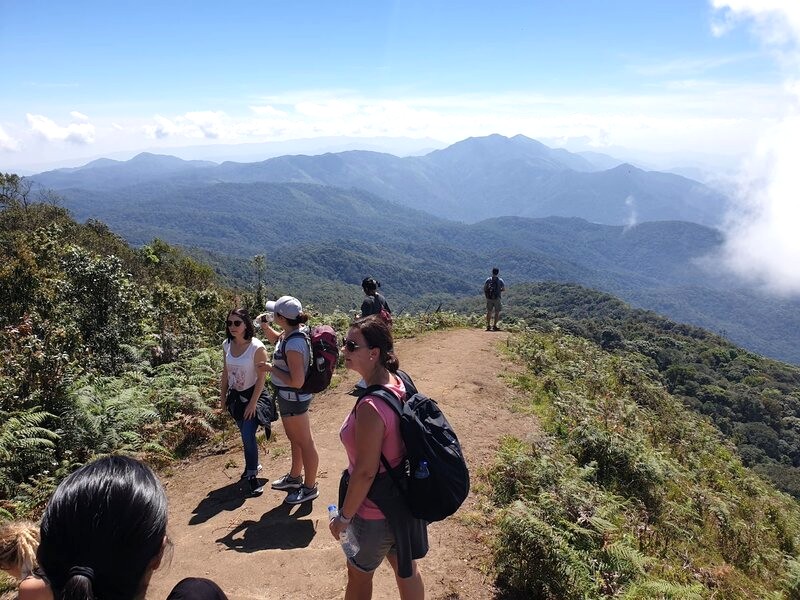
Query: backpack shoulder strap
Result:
<box><xmin>377</xmin><ymin>293</ymin><xmax>390</xmax><ymax>312</ymax></box>
<box><xmin>355</xmin><ymin>384</ymin><xmax>404</xmax><ymax>475</ymax></box>
<box><xmin>285</xmin><ymin>329</ymin><xmax>313</xmax><ymax>368</ymax></box>
<box><xmin>360</xmin><ymin>385</ymin><xmax>403</xmax><ymax>415</ymax></box>
<box><xmin>395</xmin><ymin>369</ymin><xmax>418</xmax><ymax>396</ymax></box>
<box><xmin>273</xmin><ymin>330</ymin><xmax>312</xmax><ymax>391</ymax></box>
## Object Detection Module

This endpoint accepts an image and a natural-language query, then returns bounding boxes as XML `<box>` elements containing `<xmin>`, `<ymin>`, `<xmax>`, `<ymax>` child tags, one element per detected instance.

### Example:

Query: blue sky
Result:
<box><xmin>1</xmin><ymin>0</ymin><xmax>799</xmax><ymax>294</ymax></box>
<box><xmin>0</xmin><ymin>0</ymin><xmax>796</xmax><ymax>172</ymax></box>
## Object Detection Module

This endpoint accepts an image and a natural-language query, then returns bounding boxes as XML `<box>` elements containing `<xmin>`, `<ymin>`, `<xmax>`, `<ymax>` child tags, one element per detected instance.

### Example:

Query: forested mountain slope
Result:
<box><xmin>473</xmin><ymin>282</ymin><xmax>800</xmax><ymax>497</ymax></box>
<box><xmin>37</xmin><ymin>175</ymin><xmax>800</xmax><ymax>363</ymax></box>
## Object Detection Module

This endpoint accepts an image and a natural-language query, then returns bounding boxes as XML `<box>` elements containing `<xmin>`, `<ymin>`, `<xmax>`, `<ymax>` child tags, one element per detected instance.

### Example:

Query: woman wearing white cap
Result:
<box><xmin>256</xmin><ymin>296</ymin><xmax>320</xmax><ymax>504</ymax></box>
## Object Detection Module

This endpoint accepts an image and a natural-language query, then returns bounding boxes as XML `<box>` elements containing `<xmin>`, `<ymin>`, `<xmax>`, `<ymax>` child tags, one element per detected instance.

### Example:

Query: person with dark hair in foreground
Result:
<box><xmin>26</xmin><ymin>456</ymin><xmax>228</xmax><ymax>600</ymax></box>
<box><xmin>165</xmin><ymin>577</ymin><xmax>228</xmax><ymax>600</ymax></box>
<box><xmin>33</xmin><ymin>456</ymin><xmax>165</xmax><ymax>600</ymax></box>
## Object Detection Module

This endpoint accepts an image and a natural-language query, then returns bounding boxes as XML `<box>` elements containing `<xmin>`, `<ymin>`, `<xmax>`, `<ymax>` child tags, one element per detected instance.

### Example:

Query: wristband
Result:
<box><xmin>339</xmin><ymin>512</ymin><xmax>352</xmax><ymax>524</ymax></box>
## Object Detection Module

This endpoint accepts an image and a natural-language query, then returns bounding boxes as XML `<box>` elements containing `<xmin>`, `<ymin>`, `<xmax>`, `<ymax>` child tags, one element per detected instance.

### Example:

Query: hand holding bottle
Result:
<box><xmin>328</xmin><ymin>505</ymin><xmax>359</xmax><ymax>557</ymax></box>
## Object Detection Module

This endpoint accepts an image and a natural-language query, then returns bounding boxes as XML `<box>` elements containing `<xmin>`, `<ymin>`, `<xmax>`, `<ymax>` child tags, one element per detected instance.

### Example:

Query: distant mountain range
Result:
<box><xmin>31</xmin><ymin>134</ymin><xmax>728</xmax><ymax>226</ymax></box>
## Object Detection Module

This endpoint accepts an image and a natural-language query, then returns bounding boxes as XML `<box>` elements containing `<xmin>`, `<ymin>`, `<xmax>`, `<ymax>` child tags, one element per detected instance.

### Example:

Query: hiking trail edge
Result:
<box><xmin>147</xmin><ymin>328</ymin><xmax>540</xmax><ymax>600</ymax></box>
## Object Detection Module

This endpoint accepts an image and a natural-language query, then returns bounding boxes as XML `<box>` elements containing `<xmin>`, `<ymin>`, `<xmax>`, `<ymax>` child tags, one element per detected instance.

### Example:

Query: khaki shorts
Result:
<box><xmin>486</xmin><ymin>297</ymin><xmax>502</xmax><ymax>314</ymax></box>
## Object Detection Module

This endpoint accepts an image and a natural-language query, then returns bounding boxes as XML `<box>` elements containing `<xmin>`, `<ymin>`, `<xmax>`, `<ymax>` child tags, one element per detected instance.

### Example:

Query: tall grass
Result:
<box><xmin>490</xmin><ymin>330</ymin><xmax>800</xmax><ymax>599</ymax></box>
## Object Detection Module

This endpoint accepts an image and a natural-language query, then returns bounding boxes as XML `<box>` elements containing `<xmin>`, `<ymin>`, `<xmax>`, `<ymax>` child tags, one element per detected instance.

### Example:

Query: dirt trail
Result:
<box><xmin>146</xmin><ymin>328</ymin><xmax>539</xmax><ymax>600</ymax></box>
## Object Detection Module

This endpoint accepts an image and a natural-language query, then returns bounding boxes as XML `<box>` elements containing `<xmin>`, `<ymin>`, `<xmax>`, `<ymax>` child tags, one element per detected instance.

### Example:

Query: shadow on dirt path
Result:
<box><xmin>146</xmin><ymin>327</ymin><xmax>539</xmax><ymax>600</ymax></box>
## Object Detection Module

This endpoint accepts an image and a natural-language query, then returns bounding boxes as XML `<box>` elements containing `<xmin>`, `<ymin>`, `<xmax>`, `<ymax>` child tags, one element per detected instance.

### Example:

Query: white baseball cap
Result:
<box><xmin>265</xmin><ymin>296</ymin><xmax>303</xmax><ymax>319</ymax></box>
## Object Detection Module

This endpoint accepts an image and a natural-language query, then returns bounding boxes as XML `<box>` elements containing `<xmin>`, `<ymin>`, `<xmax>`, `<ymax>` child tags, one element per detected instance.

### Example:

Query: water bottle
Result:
<box><xmin>328</xmin><ymin>505</ymin><xmax>360</xmax><ymax>557</ymax></box>
<box><xmin>414</xmin><ymin>460</ymin><xmax>430</xmax><ymax>479</ymax></box>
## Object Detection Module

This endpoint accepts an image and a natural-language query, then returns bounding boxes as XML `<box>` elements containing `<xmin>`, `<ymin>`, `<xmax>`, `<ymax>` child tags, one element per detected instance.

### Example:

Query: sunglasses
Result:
<box><xmin>341</xmin><ymin>338</ymin><xmax>363</xmax><ymax>352</ymax></box>
<box><xmin>226</xmin><ymin>319</ymin><xmax>243</xmax><ymax>327</ymax></box>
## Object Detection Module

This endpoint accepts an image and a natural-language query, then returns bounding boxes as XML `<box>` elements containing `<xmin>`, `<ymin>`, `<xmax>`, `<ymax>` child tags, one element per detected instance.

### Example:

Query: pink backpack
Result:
<box><xmin>286</xmin><ymin>326</ymin><xmax>339</xmax><ymax>393</ymax></box>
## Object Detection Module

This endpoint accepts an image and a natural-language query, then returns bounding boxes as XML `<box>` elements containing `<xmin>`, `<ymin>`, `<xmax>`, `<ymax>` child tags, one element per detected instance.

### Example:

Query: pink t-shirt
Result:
<box><xmin>340</xmin><ymin>374</ymin><xmax>407</xmax><ymax>520</ymax></box>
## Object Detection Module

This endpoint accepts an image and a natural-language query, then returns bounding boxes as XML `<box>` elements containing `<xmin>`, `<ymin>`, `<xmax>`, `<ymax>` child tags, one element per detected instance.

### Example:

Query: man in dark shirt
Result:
<box><xmin>360</xmin><ymin>277</ymin><xmax>391</xmax><ymax>322</ymax></box>
<box><xmin>483</xmin><ymin>267</ymin><xmax>505</xmax><ymax>331</ymax></box>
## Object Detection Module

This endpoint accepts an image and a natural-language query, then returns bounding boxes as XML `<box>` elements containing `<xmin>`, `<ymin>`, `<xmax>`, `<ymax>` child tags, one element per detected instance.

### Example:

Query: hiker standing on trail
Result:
<box><xmin>484</xmin><ymin>267</ymin><xmax>505</xmax><ymax>331</ymax></box>
<box><xmin>360</xmin><ymin>277</ymin><xmax>392</xmax><ymax>324</ymax></box>
<box><xmin>220</xmin><ymin>309</ymin><xmax>269</xmax><ymax>496</ymax></box>
<box><xmin>331</xmin><ymin>315</ymin><xmax>428</xmax><ymax>599</ymax></box>
<box><xmin>255</xmin><ymin>296</ymin><xmax>320</xmax><ymax>504</ymax></box>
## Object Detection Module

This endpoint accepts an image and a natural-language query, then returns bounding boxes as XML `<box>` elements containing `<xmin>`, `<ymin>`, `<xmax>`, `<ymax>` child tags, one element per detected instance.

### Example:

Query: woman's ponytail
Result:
<box><xmin>62</xmin><ymin>567</ymin><xmax>96</xmax><ymax>600</ymax></box>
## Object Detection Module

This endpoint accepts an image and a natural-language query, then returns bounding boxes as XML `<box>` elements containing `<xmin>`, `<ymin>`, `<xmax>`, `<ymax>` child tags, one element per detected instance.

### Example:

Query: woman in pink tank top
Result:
<box><xmin>330</xmin><ymin>315</ymin><xmax>427</xmax><ymax>599</ymax></box>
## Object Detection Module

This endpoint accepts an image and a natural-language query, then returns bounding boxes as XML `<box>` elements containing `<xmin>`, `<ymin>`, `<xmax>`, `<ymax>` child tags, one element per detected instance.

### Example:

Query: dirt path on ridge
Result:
<box><xmin>146</xmin><ymin>328</ymin><xmax>540</xmax><ymax>600</ymax></box>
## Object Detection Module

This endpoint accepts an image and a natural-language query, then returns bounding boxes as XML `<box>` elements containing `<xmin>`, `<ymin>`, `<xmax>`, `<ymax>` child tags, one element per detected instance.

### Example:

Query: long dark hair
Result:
<box><xmin>37</xmin><ymin>456</ymin><xmax>168</xmax><ymax>600</ymax></box>
<box><xmin>225</xmin><ymin>308</ymin><xmax>255</xmax><ymax>341</ymax></box>
<box><xmin>350</xmin><ymin>315</ymin><xmax>399</xmax><ymax>372</ymax></box>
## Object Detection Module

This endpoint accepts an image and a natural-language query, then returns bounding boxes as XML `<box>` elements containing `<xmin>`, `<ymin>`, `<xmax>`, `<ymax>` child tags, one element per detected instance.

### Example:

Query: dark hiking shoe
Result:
<box><xmin>248</xmin><ymin>475</ymin><xmax>264</xmax><ymax>496</ymax></box>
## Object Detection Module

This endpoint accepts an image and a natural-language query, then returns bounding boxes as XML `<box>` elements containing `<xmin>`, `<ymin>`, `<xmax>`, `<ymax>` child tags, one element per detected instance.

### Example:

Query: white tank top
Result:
<box><xmin>223</xmin><ymin>338</ymin><xmax>265</xmax><ymax>391</ymax></box>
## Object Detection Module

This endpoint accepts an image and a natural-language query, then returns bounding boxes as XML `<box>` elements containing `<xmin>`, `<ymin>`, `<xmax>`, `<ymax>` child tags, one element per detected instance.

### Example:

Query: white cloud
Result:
<box><xmin>145</xmin><ymin>115</ymin><xmax>181</xmax><ymax>139</ymax></box>
<box><xmin>624</xmin><ymin>195</ymin><xmax>638</xmax><ymax>230</ymax></box>
<box><xmin>249</xmin><ymin>105</ymin><xmax>288</xmax><ymax>117</ymax></box>
<box><xmin>8</xmin><ymin>76</ymin><xmax>790</xmax><ymax>171</ymax></box>
<box><xmin>712</xmin><ymin>1</ymin><xmax>800</xmax><ymax>47</ymax></box>
<box><xmin>711</xmin><ymin>0</ymin><xmax>800</xmax><ymax>295</ymax></box>
<box><xmin>184</xmin><ymin>111</ymin><xmax>227</xmax><ymax>139</ymax></box>
<box><xmin>144</xmin><ymin>111</ymin><xmax>230</xmax><ymax>140</ymax></box>
<box><xmin>26</xmin><ymin>113</ymin><xmax>95</xmax><ymax>144</ymax></box>
<box><xmin>236</xmin><ymin>86</ymin><xmax>783</xmax><ymax>155</ymax></box>
<box><xmin>295</xmin><ymin>100</ymin><xmax>359</xmax><ymax>119</ymax></box>
<box><xmin>0</xmin><ymin>125</ymin><xmax>21</xmax><ymax>152</ymax></box>
<box><xmin>628</xmin><ymin>53</ymin><xmax>758</xmax><ymax>77</ymax></box>
<box><xmin>70</xmin><ymin>111</ymin><xmax>90</xmax><ymax>123</ymax></box>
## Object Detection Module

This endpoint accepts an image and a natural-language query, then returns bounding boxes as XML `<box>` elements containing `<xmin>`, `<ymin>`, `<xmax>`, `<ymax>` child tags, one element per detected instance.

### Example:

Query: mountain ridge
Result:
<box><xmin>30</xmin><ymin>133</ymin><xmax>728</xmax><ymax>226</ymax></box>
<box><xmin>40</xmin><ymin>176</ymin><xmax>799</xmax><ymax>363</ymax></box>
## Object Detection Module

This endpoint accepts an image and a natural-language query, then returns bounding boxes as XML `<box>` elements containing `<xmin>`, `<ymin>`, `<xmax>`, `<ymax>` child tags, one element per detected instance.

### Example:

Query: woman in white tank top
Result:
<box><xmin>219</xmin><ymin>308</ymin><xmax>268</xmax><ymax>496</ymax></box>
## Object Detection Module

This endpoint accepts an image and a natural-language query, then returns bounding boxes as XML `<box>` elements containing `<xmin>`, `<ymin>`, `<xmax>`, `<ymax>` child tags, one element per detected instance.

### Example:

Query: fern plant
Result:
<box><xmin>0</xmin><ymin>408</ymin><xmax>58</xmax><ymax>496</ymax></box>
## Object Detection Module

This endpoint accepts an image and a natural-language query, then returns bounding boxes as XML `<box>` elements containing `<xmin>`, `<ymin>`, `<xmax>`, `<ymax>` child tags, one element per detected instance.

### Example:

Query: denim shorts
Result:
<box><xmin>276</xmin><ymin>393</ymin><xmax>312</xmax><ymax>417</ymax></box>
<box><xmin>348</xmin><ymin>515</ymin><xmax>396</xmax><ymax>573</ymax></box>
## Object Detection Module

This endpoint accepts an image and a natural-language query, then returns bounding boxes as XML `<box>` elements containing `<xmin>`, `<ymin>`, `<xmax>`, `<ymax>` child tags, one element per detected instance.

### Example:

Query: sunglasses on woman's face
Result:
<box><xmin>341</xmin><ymin>338</ymin><xmax>362</xmax><ymax>352</ymax></box>
<box><xmin>226</xmin><ymin>319</ymin><xmax>243</xmax><ymax>327</ymax></box>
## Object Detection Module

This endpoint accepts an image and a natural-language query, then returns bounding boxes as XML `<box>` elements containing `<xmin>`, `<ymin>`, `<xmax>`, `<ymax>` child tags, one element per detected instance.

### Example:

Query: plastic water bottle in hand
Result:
<box><xmin>255</xmin><ymin>312</ymin><xmax>274</xmax><ymax>326</ymax></box>
<box><xmin>328</xmin><ymin>505</ymin><xmax>360</xmax><ymax>558</ymax></box>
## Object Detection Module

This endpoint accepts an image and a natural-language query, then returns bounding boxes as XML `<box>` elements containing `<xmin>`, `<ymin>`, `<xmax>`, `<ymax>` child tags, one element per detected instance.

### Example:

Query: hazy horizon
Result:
<box><xmin>1</xmin><ymin>0</ymin><xmax>798</xmax><ymax>295</ymax></box>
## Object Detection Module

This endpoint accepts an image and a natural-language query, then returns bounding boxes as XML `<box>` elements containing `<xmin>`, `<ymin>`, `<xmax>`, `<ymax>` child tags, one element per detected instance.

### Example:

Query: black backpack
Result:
<box><xmin>484</xmin><ymin>276</ymin><xmax>499</xmax><ymax>299</ymax></box>
<box><xmin>363</xmin><ymin>370</ymin><xmax>470</xmax><ymax>522</ymax></box>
